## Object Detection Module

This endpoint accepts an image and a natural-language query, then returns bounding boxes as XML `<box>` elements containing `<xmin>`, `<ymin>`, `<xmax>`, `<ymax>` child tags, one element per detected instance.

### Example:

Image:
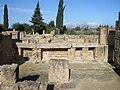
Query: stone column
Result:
<box><xmin>42</xmin><ymin>30</ymin><xmax>45</xmax><ymax>38</ymax></box>
<box><xmin>68</xmin><ymin>49</ymin><xmax>71</xmax><ymax>60</ymax></box>
<box><xmin>96</xmin><ymin>47</ymin><xmax>105</xmax><ymax>62</ymax></box>
<box><xmin>104</xmin><ymin>46</ymin><xmax>108</xmax><ymax>62</ymax></box>
<box><xmin>98</xmin><ymin>27</ymin><xmax>108</xmax><ymax>45</ymax></box>
<box><xmin>94</xmin><ymin>48</ymin><xmax>98</xmax><ymax>60</ymax></box>
<box><xmin>18</xmin><ymin>48</ymin><xmax>21</xmax><ymax>56</ymax></box>
<box><xmin>68</xmin><ymin>48</ymin><xmax>76</xmax><ymax>60</ymax></box>
<box><xmin>48</xmin><ymin>59</ymin><xmax>69</xmax><ymax>84</ymax></box>
<box><xmin>82</xmin><ymin>47</ymin><xmax>89</xmax><ymax>60</ymax></box>
<box><xmin>38</xmin><ymin>49</ymin><xmax>42</xmax><ymax>60</ymax></box>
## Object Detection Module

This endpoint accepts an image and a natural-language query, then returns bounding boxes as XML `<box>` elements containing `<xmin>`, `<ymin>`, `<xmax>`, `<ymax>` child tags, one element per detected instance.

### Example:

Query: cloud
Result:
<box><xmin>0</xmin><ymin>7</ymin><xmax>48</xmax><ymax>13</ymax></box>
<box><xmin>87</xmin><ymin>22</ymin><xmax>99</xmax><ymax>27</ymax></box>
<box><xmin>65</xmin><ymin>22</ymin><xmax>99</xmax><ymax>28</ymax></box>
<box><xmin>9</xmin><ymin>7</ymin><xmax>33</xmax><ymax>13</ymax></box>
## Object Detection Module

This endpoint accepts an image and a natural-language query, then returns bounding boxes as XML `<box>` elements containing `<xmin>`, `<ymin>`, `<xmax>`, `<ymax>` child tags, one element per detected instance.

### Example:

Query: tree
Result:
<box><xmin>12</xmin><ymin>23</ymin><xmax>23</xmax><ymax>31</ymax></box>
<box><xmin>23</xmin><ymin>23</ymin><xmax>31</xmax><ymax>33</ymax></box>
<box><xmin>12</xmin><ymin>23</ymin><xmax>31</xmax><ymax>33</ymax></box>
<box><xmin>48</xmin><ymin>21</ymin><xmax>55</xmax><ymax>28</ymax></box>
<box><xmin>3</xmin><ymin>4</ymin><xmax>9</xmax><ymax>30</ymax></box>
<box><xmin>0</xmin><ymin>24</ymin><xmax>4</xmax><ymax>33</ymax></box>
<box><xmin>30</xmin><ymin>1</ymin><xmax>45</xmax><ymax>34</ymax></box>
<box><xmin>46</xmin><ymin>21</ymin><xmax>55</xmax><ymax>33</ymax></box>
<box><xmin>56</xmin><ymin>0</ymin><xmax>65</xmax><ymax>34</ymax></box>
<box><xmin>61</xmin><ymin>25</ymin><xmax>67</xmax><ymax>34</ymax></box>
<box><xmin>75</xmin><ymin>26</ymin><xmax>81</xmax><ymax>31</ymax></box>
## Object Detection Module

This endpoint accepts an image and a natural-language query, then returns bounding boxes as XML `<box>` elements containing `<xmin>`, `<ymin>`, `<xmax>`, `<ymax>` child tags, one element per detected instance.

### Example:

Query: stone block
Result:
<box><xmin>0</xmin><ymin>84</ymin><xmax>18</xmax><ymax>90</ymax></box>
<box><xmin>48</xmin><ymin>59</ymin><xmax>69</xmax><ymax>84</ymax></box>
<box><xmin>38</xmin><ymin>82</ymin><xmax>47</xmax><ymax>90</ymax></box>
<box><xmin>16</xmin><ymin>81</ymin><xmax>39</xmax><ymax>90</ymax></box>
<box><xmin>0</xmin><ymin>64</ymin><xmax>18</xmax><ymax>85</ymax></box>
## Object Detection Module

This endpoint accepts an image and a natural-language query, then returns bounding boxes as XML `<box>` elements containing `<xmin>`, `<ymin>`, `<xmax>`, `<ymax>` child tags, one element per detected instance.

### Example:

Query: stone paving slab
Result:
<box><xmin>68</xmin><ymin>62</ymin><xmax>120</xmax><ymax>90</ymax></box>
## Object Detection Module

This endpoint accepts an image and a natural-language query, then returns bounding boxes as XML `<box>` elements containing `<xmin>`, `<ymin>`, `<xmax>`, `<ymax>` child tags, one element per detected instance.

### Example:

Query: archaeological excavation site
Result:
<box><xmin>0</xmin><ymin>0</ymin><xmax>120</xmax><ymax>90</ymax></box>
<box><xmin>0</xmin><ymin>18</ymin><xmax>120</xmax><ymax>90</ymax></box>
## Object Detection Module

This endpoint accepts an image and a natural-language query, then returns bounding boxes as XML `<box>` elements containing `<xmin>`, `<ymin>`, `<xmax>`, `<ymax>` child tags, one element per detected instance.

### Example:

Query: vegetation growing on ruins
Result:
<box><xmin>3</xmin><ymin>4</ymin><xmax>9</xmax><ymax>30</ymax></box>
<box><xmin>30</xmin><ymin>1</ymin><xmax>45</xmax><ymax>34</ymax></box>
<box><xmin>56</xmin><ymin>0</ymin><xmax>65</xmax><ymax>34</ymax></box>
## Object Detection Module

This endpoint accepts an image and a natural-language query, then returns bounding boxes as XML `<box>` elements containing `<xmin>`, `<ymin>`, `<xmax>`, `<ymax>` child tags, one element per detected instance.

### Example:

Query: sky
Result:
<box><xmin>0</xmin><ymin>0</ymin><xmax>120</xmax><ymax>28</ymax></box>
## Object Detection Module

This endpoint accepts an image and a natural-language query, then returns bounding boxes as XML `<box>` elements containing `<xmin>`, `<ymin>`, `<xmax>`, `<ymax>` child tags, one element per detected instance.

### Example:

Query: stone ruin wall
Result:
<box><xmin>114</xmin><ymin>12</ymin><xmax>120</xmax><ymax>66</ymax></box>
<box><xmin>0</xmin><ymin>64</ymin><xmax>47</xmax><ymax>90</ymax></box>
<box><xmin>20</xmin><ymin>34</ymin><xmax>99</xmax><ymax>44</ymax></box>
<box><xmin>0</xmin><ymin>33</ymin><xmax>14</xmax><ymax>65</ymax></box>
<box><xmin>2</xmin><ymin>27</ymin><xmax>111</xmax><ymax>63</ymax></box>
<box><xmin>0</xmin><ymin>59</ymin><xmax>69</xmax><ymax>90</ymax></box>
<box><xmin>14</xmin><ymin>28</ymin><xmax>109</xmax><ymax>62</ymax></box>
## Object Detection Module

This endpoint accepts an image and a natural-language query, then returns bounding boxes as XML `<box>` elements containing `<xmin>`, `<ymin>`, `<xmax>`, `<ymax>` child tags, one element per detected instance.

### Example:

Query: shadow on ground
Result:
<box><xmin>114</xmin><ymin>67</ymin><xmax>120</xmax><ymax>76</ymax></box>
<box><xmin>18</xmin><ymin>75</ymin><xmax>39</xmax><ymax>82</ymax></box>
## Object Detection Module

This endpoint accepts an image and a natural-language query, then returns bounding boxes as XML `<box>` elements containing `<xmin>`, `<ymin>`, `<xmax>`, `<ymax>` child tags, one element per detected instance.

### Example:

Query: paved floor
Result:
<box><xmin>56</xmin><ymin>62</ymin><xmax>120</xmax><ymax>90</ymax></box>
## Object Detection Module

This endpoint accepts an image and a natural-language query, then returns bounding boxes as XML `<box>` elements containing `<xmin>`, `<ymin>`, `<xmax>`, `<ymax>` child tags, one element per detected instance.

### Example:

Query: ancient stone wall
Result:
<box><xmin>0</xmin><ymin>64</ymin><xmax>47</xmax><ymax>90</ymax></box>
<box><xmin>9</xmin><ymin>27</ymin><xmax>109</xmax><ymax>63</ymax></box>
<box><xmin>20</xmin><ymin>34</ymin><xmax>98</xmax><ymax>44</ymax></box>
<box><xmin>0</xmin><ymin>34</ymin><xmax>14</xmax><ymax>65</ymax></box>
<box><xmin>42</xmin><ymin>49</ymin><xmax>68</xmax><ymax>60</ymax></box>
<box><xmin>114</xmin><ymin>12</ymin><xmax>120</xmax><ymax>66</ymax></box>
<box><xmin>2</xmin><ymin>30</ymin><xmax>20</xmax><ymax>40</ymax></box>
<box><xmin>108</xmin><ymin>30</ymin><xmax>115</xmax><ymax>63</ymax></box>
<box><xmin>0</xmin><ymin>64</ymin><xmax>18</xmax><ymax>85</ymax></box>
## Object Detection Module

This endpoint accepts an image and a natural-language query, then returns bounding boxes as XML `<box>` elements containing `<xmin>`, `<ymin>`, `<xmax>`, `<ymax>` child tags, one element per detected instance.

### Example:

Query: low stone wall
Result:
<box><xmin>16</xmin><ymin>81</ymin><xmax>47</xmax><ymax>90</ymax></box>
<box><xmin>42</xmin><ymin>49</ymin><xmax>68</xmax><ymax>60</ymax></box>
<box><xmin>0</xmin><ymin>81</ymin><xmax>47</xmax><ymax>90</ymax></box>
<box><xmin>0</xmin><ymin>64</ymin><xmax>47</xmax><ymax>90</ymax></box>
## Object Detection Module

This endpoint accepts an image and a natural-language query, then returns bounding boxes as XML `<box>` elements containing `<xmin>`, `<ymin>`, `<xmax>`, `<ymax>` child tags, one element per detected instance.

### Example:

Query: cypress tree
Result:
<box><xmin>56</xmin><ymin>0</ymin><xmax>65</xmax><ymax>34</ymax></box>
<box><xmin>30</xmin><ymin>1</ymin><xmax>45</xmax><ymax>34</ymax></box>
<box><xmin>3</xmin><ymin>4</ymin><xmax>9</xmax><ymax>30</ymax></box>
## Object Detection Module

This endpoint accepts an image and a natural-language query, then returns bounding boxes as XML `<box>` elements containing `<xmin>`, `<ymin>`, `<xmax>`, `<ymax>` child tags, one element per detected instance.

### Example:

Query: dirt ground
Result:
<box><xmin>19</xmin><ymin>61</ymin><xmax>120</xmax><ymax>90</ymax></box>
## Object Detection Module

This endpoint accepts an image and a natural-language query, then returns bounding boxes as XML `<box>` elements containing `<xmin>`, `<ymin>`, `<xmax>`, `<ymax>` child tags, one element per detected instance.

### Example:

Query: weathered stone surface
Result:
<box><xmin>82</xmin><ymin>47</ymin><xmax>89</xmax><ymax>60</ymax></box>
<box><xmin>48</xmin><ymin>59</ymin><xmax>69</xmax><ymax>83</ymax></box>
<box><xmin>0</xmin><ymin>34</ymin><xmax>14</xmax><ymax>65</ymax></box>
<box><xmin>99</xmin><ymin>27</ymin><xmax>108</xmax><ymax>45</ymax></box>
<box><xmin>68</xmin><ymin>48</ymin><xmax>76</xmax><ymax>60</ymax></box>
<box><xmin>17</xmin><ymin>81</ymin><xmax>39</xmax><ymax>90</ymax></box>
<box><xmin>54</xmin><ymin>83</ymin><xmax>76</xmax><ymax>90</ymax></box>
<box><xmin>36</xmin><ymin>75</ymin><xmax>48</xmax><ymax>90</ymax></box>
<box><xmin>16</xmin><ymin>80</ymin><xmax>47</xmax><ymax>90</ymax></box>
<box><xmin>0</xmin><ymin>84</ymin><xmax>18</xmax><ymax>90</ymax></box>
<box><xmin>0</xmin><ymin>64</ymin><xmax>18</xmax><ymax>85</ymax></box>
<box><xmin>38</xmin><ymin>82</ymin><xmax>47</xmax><ymax>90</ymax></box>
